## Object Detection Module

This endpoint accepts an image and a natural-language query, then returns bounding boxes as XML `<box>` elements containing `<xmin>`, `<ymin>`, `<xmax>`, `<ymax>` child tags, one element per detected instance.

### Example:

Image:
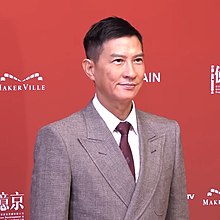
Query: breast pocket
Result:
<box><xmin>153</xmin><ymin>196</ymin><xmax>166</xmax><ymax>216</ymax></box>
<box><xmin>152</xmin><ymin>183</ymin><xmax>170</xmax><ymax>218</ymax></box>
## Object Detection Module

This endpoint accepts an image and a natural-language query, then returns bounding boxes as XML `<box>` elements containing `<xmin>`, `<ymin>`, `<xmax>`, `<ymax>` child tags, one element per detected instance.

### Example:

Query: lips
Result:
<box><xmin>119</xmin><ymin>82</ymin><xmax>137</xmax><ymax>86</ymax></box>
<box><xmin>118</xmin><ymin>83</ymin><xmax>137</xmax><ymax>89</ymax></box>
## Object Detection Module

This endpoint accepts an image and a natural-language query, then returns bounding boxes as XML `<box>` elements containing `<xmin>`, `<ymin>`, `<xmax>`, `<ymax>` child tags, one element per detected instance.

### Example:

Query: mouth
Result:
<box><xmin>118</xmin><ymin>83</ymin><xmax>137</xmax><ymax>89</ymax></box>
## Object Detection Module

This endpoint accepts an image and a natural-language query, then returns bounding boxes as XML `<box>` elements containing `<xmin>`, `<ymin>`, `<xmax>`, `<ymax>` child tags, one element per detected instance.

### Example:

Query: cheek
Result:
<box><xmin>134</xmin><ymin>65</ymin><xmax>145</xmax><ymax>75</ymax></box>
<box><xmin>95</xmin><ymin>71</ymin><xmax>116</xmax><ymax>89</ymax></box>
<box><xmin>137</xmin><ymin>72</ymin><xmax>145</xmax><ymax>82</ymax></box>
<box><xmin>139</xmin><ymin>80</ymin><xmax>144</xmax><ymax>88</ymax></box>
<box><xmin>105</xmin><ymin>69</ymin><xmax>121</xmax><ymax>83</ymax></box>
<box><xmin>139</xmin><ymin>65</ymin><xmax>145</xmax><ymax>73</ymax></box>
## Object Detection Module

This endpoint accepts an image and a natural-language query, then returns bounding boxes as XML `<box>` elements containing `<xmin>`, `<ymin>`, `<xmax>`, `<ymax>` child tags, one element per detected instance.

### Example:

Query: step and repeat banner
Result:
<box><xmin>0</xmin><ymin>0</ymin><xmax>219</xmax><ymax>219</ymax></box>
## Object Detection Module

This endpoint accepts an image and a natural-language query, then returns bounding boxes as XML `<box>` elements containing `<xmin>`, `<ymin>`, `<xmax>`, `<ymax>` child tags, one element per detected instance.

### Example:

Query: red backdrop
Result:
<box><xmin>1</xmin><ymin>0</ymin><xmax>220</xmax><ymax>219</ymax></box>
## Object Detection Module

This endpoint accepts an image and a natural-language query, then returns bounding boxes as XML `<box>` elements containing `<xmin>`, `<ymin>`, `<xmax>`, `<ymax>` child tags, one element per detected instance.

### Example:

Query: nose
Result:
<box><xmin>124</xmin><ymin>62</ymin><xmax>137</xmax><ymax>79</ymax></box>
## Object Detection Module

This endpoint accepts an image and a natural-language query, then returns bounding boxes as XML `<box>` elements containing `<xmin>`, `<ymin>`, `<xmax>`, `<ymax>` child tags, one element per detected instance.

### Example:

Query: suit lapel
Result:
<box><xmin>78</xmin><ymin>103</ymin><xmax>135</xmax><ymax>207</ymax></box>
<box><xmin>124</xmin><ymin>111</ymin><xmax>165</xmax><ymax>220</ymax></box>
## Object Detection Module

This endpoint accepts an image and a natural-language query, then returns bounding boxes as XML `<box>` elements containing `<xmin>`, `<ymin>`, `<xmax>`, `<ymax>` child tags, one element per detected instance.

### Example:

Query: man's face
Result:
<box><xmin>87</xmin><ymin>36</ymin><xmax>145</xmax><ymax>107</ymax></box>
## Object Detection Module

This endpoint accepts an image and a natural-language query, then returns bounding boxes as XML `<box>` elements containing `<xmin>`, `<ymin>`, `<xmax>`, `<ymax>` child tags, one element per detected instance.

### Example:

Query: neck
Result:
<box><xmin>97</xmin><ymin>95</ymin><xmax>133</xmax><ymax>121</ymax></box>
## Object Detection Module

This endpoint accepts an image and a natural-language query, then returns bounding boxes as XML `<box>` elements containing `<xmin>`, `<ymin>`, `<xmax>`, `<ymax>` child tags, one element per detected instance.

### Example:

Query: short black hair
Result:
<box><xmin>83</xmin><ymin>16</ymin><xmax>143</xmax><ymax>61</ymax></box>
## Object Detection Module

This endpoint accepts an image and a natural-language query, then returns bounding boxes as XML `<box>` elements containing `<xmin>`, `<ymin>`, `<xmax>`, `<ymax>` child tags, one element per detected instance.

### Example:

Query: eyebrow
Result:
<box><xmin>110</xmin><ymin>53</ymin><xmax>144</xmax><ymax>58</ymax></box>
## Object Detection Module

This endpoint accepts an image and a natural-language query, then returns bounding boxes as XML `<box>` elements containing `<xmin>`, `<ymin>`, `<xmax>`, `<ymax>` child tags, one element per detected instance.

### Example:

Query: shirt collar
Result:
<box><xmin>92</xmin><ymin>94</ymin><xmax>138</xmax><ymax>134</ymax></box>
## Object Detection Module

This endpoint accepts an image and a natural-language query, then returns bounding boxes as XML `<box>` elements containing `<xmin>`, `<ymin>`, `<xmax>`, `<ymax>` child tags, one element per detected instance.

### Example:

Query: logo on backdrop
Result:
<box><xmin>187</xmin><ymin>193</ymin><xmax>195</xmax><ymax>200</ymax></box>
<box><xmin>0</xmin><ymin>191</ymin><xmax>24</xmax><ymax>219</ymax></box>
<box><xmin>210</xmin><ymin>65</ymin><xmax>220</xmax><ymax>94</ymax></box>
<box><xmin>0</xmin><ymin>72</ymin><xmax>46</xmax><ymax>92</ymax></box>
<box><xmin>203</xmin><ymin>188</ymin><xmax>220</xmax><ymax>206</ymax></box>
<box><xmin>143</xmin><ymin>72</ymin><xmax>161</xmax><ymax>83</ymax></box>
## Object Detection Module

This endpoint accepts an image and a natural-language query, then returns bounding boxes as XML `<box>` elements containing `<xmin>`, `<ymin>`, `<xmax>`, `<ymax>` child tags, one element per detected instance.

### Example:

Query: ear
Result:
<box><xmin>82</xmin><ymin>59</ymin><xmax>95</xmax><ymax>81</ymax></box>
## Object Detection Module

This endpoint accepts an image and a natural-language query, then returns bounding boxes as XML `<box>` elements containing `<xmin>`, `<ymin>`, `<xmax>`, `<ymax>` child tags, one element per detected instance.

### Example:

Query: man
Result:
<box><xmin>30</xmin><ymin>16</ymin><xmax>189</xmax><ymax>219</ymax></box>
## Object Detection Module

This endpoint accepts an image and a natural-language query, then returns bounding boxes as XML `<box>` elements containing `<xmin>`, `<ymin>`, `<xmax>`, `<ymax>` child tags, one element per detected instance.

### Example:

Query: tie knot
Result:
<box><xmin>116</xmin><ymin>122</ymin><xmax>131</xmax><ymax>135</ymax></box>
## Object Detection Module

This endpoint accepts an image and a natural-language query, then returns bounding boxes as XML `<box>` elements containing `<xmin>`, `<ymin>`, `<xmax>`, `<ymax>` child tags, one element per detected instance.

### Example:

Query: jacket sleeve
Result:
<box><xmin>30</xmin><ymin>125</ymin><xmax>71</xmax><ymax>220</ymax></box>
<box><xmin>165</xmin><ymin>121</ymin><xmax>189</xmax><ymax>220</ymax></box>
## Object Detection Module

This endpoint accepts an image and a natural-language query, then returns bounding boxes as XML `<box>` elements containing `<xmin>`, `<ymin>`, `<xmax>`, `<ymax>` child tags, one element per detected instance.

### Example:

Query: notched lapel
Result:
<box><xmin>78</xmin><ymin>136</ymin><xmax>135</xmax><ymax>207</ymax></box>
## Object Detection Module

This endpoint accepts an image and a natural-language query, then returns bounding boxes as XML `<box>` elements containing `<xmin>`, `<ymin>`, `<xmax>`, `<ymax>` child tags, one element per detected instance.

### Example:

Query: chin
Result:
<box><xmin>117</xmin><ymin>95</ymin><xmax>135</xmax><ymax>103</ymax></box>
<box><xmin>114</xmin><ymin>90</ymin><xmax>138</xmax><ymax>102</ymax></box>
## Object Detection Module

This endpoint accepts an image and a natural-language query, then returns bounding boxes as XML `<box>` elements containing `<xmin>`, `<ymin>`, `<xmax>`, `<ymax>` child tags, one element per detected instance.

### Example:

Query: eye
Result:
<box><xmin>112</xmin><ymin>58</ymin><xmax>124</xmax><ymax>64</ymax></box>
<box><xmin>134</xmin><ymin>57</ymin><xmax>144</xmax><ymax>64</ymax></box>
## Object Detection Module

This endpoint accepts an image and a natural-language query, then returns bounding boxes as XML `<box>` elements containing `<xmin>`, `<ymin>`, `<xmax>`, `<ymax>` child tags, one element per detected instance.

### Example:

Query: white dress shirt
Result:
<box><xmin>92</xmin><ymin>95</ymin><xmax>140</xmax><ymax>181</ymax></box>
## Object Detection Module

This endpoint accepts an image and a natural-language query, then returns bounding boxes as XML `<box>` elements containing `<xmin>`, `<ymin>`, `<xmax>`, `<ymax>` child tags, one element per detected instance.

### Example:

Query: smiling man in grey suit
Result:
<box><xmin>30</xmin><ymin>17</ymin><xmax>189</xmax><ymax>219</ymax></box>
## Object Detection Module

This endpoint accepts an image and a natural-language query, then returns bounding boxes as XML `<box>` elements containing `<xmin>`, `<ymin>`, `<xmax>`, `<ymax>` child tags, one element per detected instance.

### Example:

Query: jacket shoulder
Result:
<box><xmin>38</xmin><ymin>110</ymin><xmax>86</xmax><ymax>138</ymax></box>
<box><xmin>136</xmin><ymin>110</ymin><xmax>180</xmax><ymax>133</ymax></box>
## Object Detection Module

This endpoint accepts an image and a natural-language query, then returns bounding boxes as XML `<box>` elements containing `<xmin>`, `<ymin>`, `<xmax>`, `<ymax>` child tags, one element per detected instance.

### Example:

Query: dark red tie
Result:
<box><xmin>116</xmin><ymin>122</ymin><xmax>135</xmax><ymax>179</ymax></box>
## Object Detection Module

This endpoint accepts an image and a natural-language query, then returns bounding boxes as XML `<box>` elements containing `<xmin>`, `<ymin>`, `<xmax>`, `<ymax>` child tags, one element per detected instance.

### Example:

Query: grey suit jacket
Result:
<box><xmin>30</xmin><ymin>102</ymin><xmax>189</xmax><ymax>220</ymax></box>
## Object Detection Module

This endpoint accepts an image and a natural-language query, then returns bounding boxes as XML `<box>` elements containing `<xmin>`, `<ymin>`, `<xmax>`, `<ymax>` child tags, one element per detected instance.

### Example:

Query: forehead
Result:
<box><xmin>101</xmin><ymin>36</ymin><xmax>143</xmax><ymax>56</ymax></box>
